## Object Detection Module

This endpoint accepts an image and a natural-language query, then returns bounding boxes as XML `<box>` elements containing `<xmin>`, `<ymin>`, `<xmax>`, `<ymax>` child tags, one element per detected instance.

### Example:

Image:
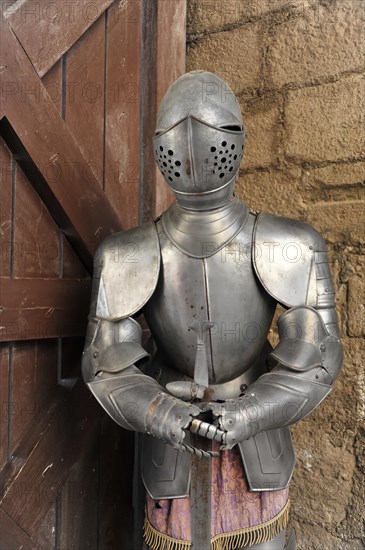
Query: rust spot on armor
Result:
<box><xmin>185</xmin><ymin>159</ymin><xmax>191</xmax><ymax>176</ymax></box>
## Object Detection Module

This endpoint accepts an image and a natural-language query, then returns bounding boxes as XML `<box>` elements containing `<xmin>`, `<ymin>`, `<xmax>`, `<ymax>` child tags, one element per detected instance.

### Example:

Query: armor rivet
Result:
<box><xmin>178</xmin><ymin>415</ymin><xmax>182</xmax><ymax>420</ymax></box>
<box><xmin>228</xmin><ymin>419</ymin><xmax>233</xmax><ymax>424</ymax></box>
<box><xmin>93</xmin><ymin>351</ymin><xmax>99</xmax><ymax>359</ymax></box>
<box><xmin>172</xmin><ymin>433</ymin><xmax>176</xmax><ymax>438</ymax></box>
<box><xmin>240</xmin><ymin>384</ymin><xmax>248</xmax><ymax>392</ymax></box>
<box><xmin>320</xmin><ymin>344</ymin><xmax>326</xmax><ymax>352</ymax></box>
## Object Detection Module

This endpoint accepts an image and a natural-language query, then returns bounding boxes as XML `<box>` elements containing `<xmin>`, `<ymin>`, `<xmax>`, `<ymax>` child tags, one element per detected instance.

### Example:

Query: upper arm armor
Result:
<box><xmin>253</xmin><ymin>212</ymin><xmax>326</xmax><ymax>308</ymax></box>
<box><xmin>93</xmin><ymin>222</ymin><xmax>161</xmax><ymax>320</ymax></box>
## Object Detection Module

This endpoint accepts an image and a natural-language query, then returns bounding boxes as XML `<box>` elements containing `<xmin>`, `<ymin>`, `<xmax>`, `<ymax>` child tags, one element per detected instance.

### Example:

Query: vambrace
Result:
<box><xmin>82</xmin><ymin>317</ymin><xmax>200</xmax><ymax>447</ymax></box>
<box><xmin>212</xmin><ymin>306</ymin><xmax>343</xmax><ymax>449</ymax></box>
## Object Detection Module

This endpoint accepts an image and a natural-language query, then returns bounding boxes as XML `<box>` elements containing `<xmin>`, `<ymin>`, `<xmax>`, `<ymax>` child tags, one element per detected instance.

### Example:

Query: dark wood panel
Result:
<box><xmin>5</xmin><ymin>0</ymin><xmax>114</xmax><ymax>77</ymax></box>
<box><xmin>0</xmin><ymin>507</ymin><xmax>38</xmax><ymax>550</ymax></box>
<box><xmin>1</xmin><ymin>20</ymin><xmax>122</xmax><ymax>269</ymax></box>
<box><xmin>0</xmin><ymin>277</ymin><xmax>91</xmax><ymax>342</ymax></box>
<box><xmin>98</xmin><ymin>418</ymin><xmax>134</xmax><ymax>550</ymax></box>
<box><xmin>33</xmin><ymin>502</ymin><xmax>56</xmax><ymax>550</ymax></box>
<box><xmin>59</xmin><ymin>432</ymin><xmax>99</xmax><ymax>550</ymax></box>
<box><xmin>66</xmin><ymin>15</ymin><xmax>105</xmax><ymax>186</ymax></box>
<box><xmin>41</xmin><ymin>59</ymin><xmax>63</xmax><ymax>116</ymax></box>
<box><xmin>0</xmin><ymin>385</ymin><xmax>68</xmax><ymax>499</ymax></box>
<box><xmin>9</xmin><ymin>340</ymin><xmax>59</xmax><ymax>457</ymax></box>
<box><xmin>104</xmin><ymin>0</ymin><xmax>141</xmax><ymax>228</ymax></box>
<box><xmin>0</xmin><ymin>344</ymin><xmax>10</xmax><ymax>470</ymax></box>
<box><xmin>13</xmin><ymin>162</ymin><xmax>60</xmax><ymax>278</ymax></box>
<box><xmin>0</xmin><ymin>139</ymin><xmax>13</xmax><ymax>277</ymax></box>
<box><xmin>1</xmin><ymin>381</ymin><xmax>101</xmax><ymax>536</ymax></box>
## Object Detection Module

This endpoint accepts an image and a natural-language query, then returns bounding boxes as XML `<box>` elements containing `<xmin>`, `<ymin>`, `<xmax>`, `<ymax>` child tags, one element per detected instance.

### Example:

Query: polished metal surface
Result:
<box><xmin>270</xmin><ymin>306</ymin><xmax>330</xmax><ymax>373</ymax></box>
<box><xmin>155</xmin><ymin>71</ymin><xmax>243</xmax><ymax>132</ymax></box>
<box><xmin>144</xmin><ymin>216</ymin><xmax>276</xmax><ymax>385</ymax></box>
<box><xmin>239</xmin><ymin>427</ymin><xmax>295</xmax><ymax>491</ymax></box>
<box><xmin>82</xmin><ymin>71</ymin><xmax>343</xmax><ymax>519</ymax></box>
<box><xmin>153</xmin><ymin>71</ymin><xmax>245</xmax><ymax>209</ymax></box>
<box><xmin>153</xmin><ymin>115</ymin><xmax>244</xmax><ymax>199</ymax></box>
<box><xmin>95</xmin><ymin>222</ymin><xmax>160</xmax><ymax>320</ymax></box>
<box><xmin>161</xmin><ymin>196</ymin><xmax>249</xmax><ymax>258</ymax></box>
<box><xmin>253</xmin><ymin>212</ymin><xmax>321</xmax><ymax>308</ymax></box>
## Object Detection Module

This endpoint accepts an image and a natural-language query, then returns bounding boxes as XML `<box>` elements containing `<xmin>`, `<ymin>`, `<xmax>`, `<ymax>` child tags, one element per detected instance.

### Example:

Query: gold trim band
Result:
<box><xmin>143</xmin><ymin>499</ymin><xmax>290</xmax><ymax>550</ymax></box>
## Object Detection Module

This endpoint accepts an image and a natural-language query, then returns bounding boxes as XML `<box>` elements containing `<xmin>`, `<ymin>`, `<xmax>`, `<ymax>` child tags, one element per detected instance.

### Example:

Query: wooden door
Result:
<box><xmin>0</xmin><ymin>1</ymin><xmax>185</xmax><ymax>548</ymax></box>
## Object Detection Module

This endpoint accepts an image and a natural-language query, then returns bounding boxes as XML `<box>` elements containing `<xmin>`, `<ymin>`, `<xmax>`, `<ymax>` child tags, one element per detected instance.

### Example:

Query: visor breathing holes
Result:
<box><xmin>231</xmin><ymin>144</ymin><xmax>235</xmax><ymax>150</ymax></box>
<box><xmin>211</xmin><ymin>146</ymin><xmax>216</xmax><ymax>153</ymax></box>
<box><xmin>222</xmin><ymin>141</ymin><xmax>227</xmax><ymax>147</ymax></box>
<box><xmin>221</xmin><ymin>157</ymin><xmax>226</xmax><ymax>163</ymax></box>
<box><xmin>175</xmin><ymin>160</ymin><xmax>181</xmax><ymax>166</ymax></box>
<box><xmin>160</xmin><ymin>146</ymin><xmax>163</xmax><ymax>152</ymax></box>
<box><xmin>168</xmin><ymin>150</ymin><xmax>173</xmax><ymax>156</ymax></box>
<box><xmin>219</xmin><ymin>173</ymin><xmax>224</xmax><ymax>178</ymax></box>
<box><xmin>175</xmin><ymin>172</ymin><xmax>180</xmax><ymax>177</ymax></box>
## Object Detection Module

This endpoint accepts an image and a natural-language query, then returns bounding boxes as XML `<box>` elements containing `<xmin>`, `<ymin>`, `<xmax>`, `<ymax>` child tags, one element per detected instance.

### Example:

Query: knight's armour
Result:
<box><xmin>82</xmin><ymin>72</ymin><xmax>343</xmax><ymax>544</ymax></box>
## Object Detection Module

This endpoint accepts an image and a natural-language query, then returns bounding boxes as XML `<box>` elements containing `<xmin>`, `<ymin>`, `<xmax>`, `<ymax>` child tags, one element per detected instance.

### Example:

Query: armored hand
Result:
<box><xmin>210</xmin><ymin>395</ymin><xmax>260</xmax><ymax>450</ymax></box>
<box><xmin>144</xmin><ymin>392</ymin><xmax>202</xmax><ymax>449</ymax></box>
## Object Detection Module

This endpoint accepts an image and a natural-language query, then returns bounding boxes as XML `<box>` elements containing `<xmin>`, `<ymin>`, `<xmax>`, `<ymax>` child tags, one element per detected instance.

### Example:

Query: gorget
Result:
<box><xmin>161</xmin><ymin>196</ymin><xmax>249</xmax><ymax>258</ymax></box>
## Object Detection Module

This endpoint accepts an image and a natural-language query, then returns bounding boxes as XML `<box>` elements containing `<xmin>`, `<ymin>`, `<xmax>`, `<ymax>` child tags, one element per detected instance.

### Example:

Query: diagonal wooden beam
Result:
<box><xmin>3</xmin><ymin>0</ymin><xmax>114</xmax><ymax>78</ymax></box>
<box><xmin>1</xmin><ymin>380</ymin><xmax>101</xmax><ymax>537</ymax></box>
<box><xmin>0</xmin><ymin>508</ymin><xmax>39</xmax><ymax>550</ymax></box>
<box><xmin>0</xmin><ymin>20</ymin><xmax>122</xmax><ymax>270</ymax></box>
<box><xmin>0</xmin><ymin>277</ymin><xmax>91</xmax><ymax>342</ymax></box>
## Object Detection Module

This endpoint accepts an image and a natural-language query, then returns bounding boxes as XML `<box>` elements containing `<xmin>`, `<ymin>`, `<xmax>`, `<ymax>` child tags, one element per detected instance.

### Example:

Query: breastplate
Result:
<box><xmin>144</xmin><ymin>214</ymin><xmax>276</xmax><ymax>384</ymax></box>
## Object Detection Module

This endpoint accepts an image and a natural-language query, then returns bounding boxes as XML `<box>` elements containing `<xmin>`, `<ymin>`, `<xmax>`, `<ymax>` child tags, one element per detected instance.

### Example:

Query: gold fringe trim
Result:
<box><xmin>143</xmin><ymin>500</ymin><xmax>290</xmax><ymax>550</ymax></box>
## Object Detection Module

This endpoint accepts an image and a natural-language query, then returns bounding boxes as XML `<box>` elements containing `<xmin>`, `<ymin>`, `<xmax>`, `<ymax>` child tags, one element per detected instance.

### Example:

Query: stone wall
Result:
<box><xmin>186</xmin><ymin>1</ymin><xmax>364</xmax><ymax>548</ymax></box>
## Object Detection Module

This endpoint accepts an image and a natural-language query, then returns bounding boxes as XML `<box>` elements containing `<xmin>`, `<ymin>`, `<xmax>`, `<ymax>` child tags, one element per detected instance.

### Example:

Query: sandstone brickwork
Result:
<box><xmin>187</xmin><ymin>1</ymin><xmax>364</xmax><ymax>548</ymax></box>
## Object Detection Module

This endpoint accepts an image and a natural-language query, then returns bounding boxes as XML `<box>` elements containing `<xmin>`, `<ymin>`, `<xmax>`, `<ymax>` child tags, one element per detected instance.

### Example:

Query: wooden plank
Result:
<box><xmin>0</xmin><ymin>385</ymin><xmax>68</xmax><ymax>499</ymax></box>
<box><xmin>0</xmin><ymin>507</ymin><xmax>38</xmax><ymax>550</ymax></box>
<box><xmin>0</xmin><ymin>344</ymin><xmax>10</xmax><ymax>470</ymax></box>
<box><xmin>155</xmin><ymin>0</ymin><xmax>186</xmax><ymax>216</ymax></box>
<box><xmin>59</xmin><ymin>432</ymin><xmax>99</xmax><ymax>550</ymax></box>
<box><xmin>13</xmin><ymin>162</ymin><xmax>60</xmax><ymax>278</ymax></box>
<box><xmin>0</xmin><ymin>138</ymin><xmax>13</xmax><ymax>277</ymax></box>
<box><xmin>0</xmin><ymin>277</ymin><xmax>91</xmax><ymax>342</ymax></box>
<box><xmin>8</xmin><ymin>341</ymin><xmax>60</xmax><ymax>458</ymax></box>
<box><xmin>41</xmin><ymin>59</ymin><xmax>63</xmax><ymax>117</ymax></box>
<box><xmin>65</xmin><ymin>16</ymin><xmax>105</xmax><ymax>186</ymax></box>
<box><xmin>4</xmin><ymin>0</ymin><xmax>114</xmax><ymax>77</ymax></box>
<box><xmin>0</xmin><ymin>21</ymin><xmax>122</xmax><ymax>270</ymax></box>
<box><xmin>104</xmin><ymin>0</ymin><xmax>141</xmax><ymax>228</ymax></box>
<box><xmin>98</xmin><ymin>417</ymin><xmax>134</xmax><ymax>550</ymax></box>
<box><xmin>1</xmin><ymin>381</ymin><xmax>101</xmax><ymax>536</ymax></box>
<box><xmin>32</xmin><ymin>502</ymin><xmax>56</xmax><ymax>550</ymax></box>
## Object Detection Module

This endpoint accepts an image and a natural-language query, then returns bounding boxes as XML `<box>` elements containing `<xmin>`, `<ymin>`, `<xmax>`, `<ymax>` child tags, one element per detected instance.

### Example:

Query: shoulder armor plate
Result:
<box><xmin>95</xmin><ymin>222</ymin><xmax>160</xmax><ymax>319</ymax></box>
<box><xmin>253</xmin><ymin>212</ymin><xmax>325</xmax><ymax>307</ymax></box>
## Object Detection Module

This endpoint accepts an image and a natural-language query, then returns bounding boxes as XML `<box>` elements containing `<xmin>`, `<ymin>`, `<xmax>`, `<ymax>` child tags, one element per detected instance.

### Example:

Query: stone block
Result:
<box><xmin>241</xmin><ymin>99</ymin><xmax>281</xmax><ymax>168</ymax></box>
<box><xmin>348</xmin><ymin>276</ymin><xmax>365</xmax><ymax>337</ymax></box>
<box><xmin>291</xmin><ymin>424</ymin><xmax>356</xmax><ymax>525</ymax></box>
<box><xmin>187</xmin><ymin>0</ymin><xmax>316</xmax><ymax>34</ymax></box>
<box><xmin>305</xmin><ymin>200</ymin><xmax>365</xmax><ymax>243</ymax></box>
<box><xmin>236</xmin><ymin>168</ymin><xmax>306</xmax><ymax>218</ymax></box>
<box><xmin>187</xmin><ymin>23</ymin><xmax>263</xmax><ymax>93</ymax></box>
<box><xmin>285</xmin><ymin>76</ymin><xmax>365</xmax><ymax>162</ymax></box>
<box><xmin>267</xmin><ymin>1</ymin><xmax>365</xmax><ymax>87</ymax></box>
<box><xmin>303</xmin><ymin>162</ymin><xmax>365</xmax><ymax>188</ymax></box>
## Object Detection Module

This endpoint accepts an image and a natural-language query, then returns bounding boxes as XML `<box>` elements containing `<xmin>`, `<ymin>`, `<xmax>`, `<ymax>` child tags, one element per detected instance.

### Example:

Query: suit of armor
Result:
<box><xmin>82</xmin><ymin>72</ymin><xmax>343</xmax><ymax>550</ymax></box>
